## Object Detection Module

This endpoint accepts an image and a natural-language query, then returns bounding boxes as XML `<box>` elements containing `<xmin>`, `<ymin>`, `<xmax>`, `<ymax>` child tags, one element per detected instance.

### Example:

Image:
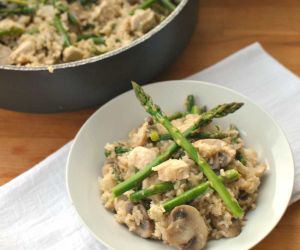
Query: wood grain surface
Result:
<box><xmin>0</xmin><ymin>0</ymin><xmax>299</xmax><ymax>249</ymax></box>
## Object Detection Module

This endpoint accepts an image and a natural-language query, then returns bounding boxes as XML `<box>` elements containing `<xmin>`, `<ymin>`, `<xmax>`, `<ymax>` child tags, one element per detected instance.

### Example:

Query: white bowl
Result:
<box><xmin>66</xmin><ymin>80</ymin><xmax>294</xmax><ymax>250</ymax></box>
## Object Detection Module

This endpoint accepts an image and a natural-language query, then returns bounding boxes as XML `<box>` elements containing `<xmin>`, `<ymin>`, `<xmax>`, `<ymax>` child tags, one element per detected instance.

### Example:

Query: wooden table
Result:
<box><xmin>0</xmin><ymin>0</ymin><xmax>299</xmax><ymax>248</ymax></box>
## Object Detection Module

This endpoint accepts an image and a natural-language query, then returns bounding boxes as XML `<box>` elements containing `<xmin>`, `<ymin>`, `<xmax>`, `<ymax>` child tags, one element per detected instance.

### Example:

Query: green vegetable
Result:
<box><xmin>67</xmin><ymin>12</ymin><xmax>79</xmax><ymax>25</ymax></box>
<box><xmin>0</xmin><ymin>7</ymin><xmax>35</xmax><ymax>17</ymax></box>
<box><xmin>130</xmin><ymin>182</ymin><xmax>173</xmax><ymax>202</ymax></box>
<box><xmin>79</xmin><ymin>0</ymin><xmax>97</xmax><ymax>6</ymax></box>
<box><xmin>185</xmin><ymin>95</ymin><xmax>194</xmax><ymax>113</ymax></box>
<box><xmin>159</xmin><ymin>0</ymin><xmax>176</xmax><ymax>11</ymax></box>
<box><xmin>131</xmin><ymin>82</ymin><xmax>244</xmax><ymax>218</ymax></box>
<box><xmin>82</xmin><ymin>23</ymin><xmax>95</xmax><ymax>30</ymax></box>
<box><xmin>112</xmin><ymin>142</ymin><xmax>178</xmax><ymax>197</ymax></box>
<box><xmin>149</xmin><ymin>130</ymin><xmax>160</xmax><ymax>142</ymax></box>
<box><xmin>189</xmin><ymin>131</ymin><xmax>229</xmax><ymax>140</ymax></box>
<box><xmin>7</xmin><ymin>0</ymin><xmax>28</xmax><ymax>6</ymax></box>
<box><xmin>115</xmin><ymin>146</ymin><xmax>130</xmax><ymax>155</ymax></box>
<box><xmin>191</xmin><ymin>105</ymin><xmax>201</xmax><ymax>114</ymax></box>
<box><xmin>236</xmin><ymin>151</ymin><xmax>247</xmax><ymax>165</ymax></box>
<box><xmin>53</xmin><ymin>15</ymin><xmax>71</xmax><ymax>47</ymax></box>
<box><xmin>112</xmin><ymin>93</ymin><xmax>243</xmax><ymax>197</ymax></box>
<box><xmin>77</xmin><ymin>34</ymin><xmax>105</xmax><ymax>45</ymax></box>
<box><xmin>104</xmin><ymin>150</ymin><xmax>111</xmax><ymax>157</ymax></box>
<box><xmin>0</xmin><ymin>26</ymin><xmax>24</xmax><ymax>38</ymax></box>
<box><xmin>56</xmin><ymin>3</ymin><xmax>68</xmax><ymax>13</ymax></box>
<box><xmin>130</xmin><ymin>0</ymin><xmax>159</xmax><ymax>15</ymax></box>
<box><xmin>139</xmin><ymin>0</ymin><xmax>159</xmax><ymax>9</ymax></box>
<box><xmin>168</xmin><ymin>111</ymin><xmax>184</xmax><ymax>120</ymax></box>
<box><xmin>155</xmin><ymin>131</ymin><xmax>230</xmax><ymax>142</ymax></box>
<box><xmin>163</xmin><ymin>169</ymin><xmax>240</xmax><ymax>212</ymax></box>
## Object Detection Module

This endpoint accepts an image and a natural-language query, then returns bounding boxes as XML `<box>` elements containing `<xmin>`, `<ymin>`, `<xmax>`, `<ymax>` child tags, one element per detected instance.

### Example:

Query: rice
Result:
<box><xmin>0</xmin><ymin>0</ymin><xmax>173</xmax><ymax>66</ymax></box>
<box><xmin>99</xmin><ymin>115</ymin><xmax>266</xmax><ymax>249</ymax></box>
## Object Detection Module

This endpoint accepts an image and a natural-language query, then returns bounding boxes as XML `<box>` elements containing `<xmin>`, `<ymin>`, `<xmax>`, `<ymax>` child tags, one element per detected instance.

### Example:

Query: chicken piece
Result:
<box><xmin>36</xmin><ymin>5</ymin><xmax>56</xmax><ymax>22</ymax></box>
<box><xmin>127</xmin><ymin>146</ymin><xmax>158</xmax><ymax>170</ymax></box>
<box><xmin>193</xmin><ymin>139</ymin><xmax>236</xmax><ymax>169</ymax></box>
<box><xmin>130</xmin><ymin>9</ymin><xmax>157</xmax><ymax>33</ymax></box>
<box><xmin>0</xmin><ymin>44</ymin><xmax>12</xmax><ymax>65</ymax></box>
<box><xmin>129</xmin><ymin>121</ymin><xmax>149</xmax><ymax>147</ymax></box>
<box><xmin>10</xmin><ymin>39</ymin><xmax>36</xmax><ymax>65</ymax></box>
<box><xmin>63</xmin><ymin>46</ymin><xmax>84</xmax><ymax>62</ymax></box>
<box><xmin>171</xmin><ymin>114</ymin><xmax>200</xmax><ymax>133</ymax></box>
<box><xmin>153</xmin><ymin>159</ymin><xmax>190</xmax><ymax>182</ymax></box>
<box><xmin>91</xmin><ymin>0</ymin><xmax>120</xmax><ymax>26</ymax></box>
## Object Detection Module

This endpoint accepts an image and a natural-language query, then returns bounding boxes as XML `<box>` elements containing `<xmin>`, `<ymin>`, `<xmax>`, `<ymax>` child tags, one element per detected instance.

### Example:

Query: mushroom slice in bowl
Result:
<box><xmin>165</xmin><ymin>205</ymin><xmax>208</xmax><ymax>250</ymax></box>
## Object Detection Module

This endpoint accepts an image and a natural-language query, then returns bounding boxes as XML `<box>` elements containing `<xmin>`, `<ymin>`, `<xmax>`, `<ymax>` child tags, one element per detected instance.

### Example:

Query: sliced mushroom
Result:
<box><xmin>115</xmin><ymin>199</ymin><xmax>154</xmax><ymax>238</ymax></box>
<box><xmin>165</xmin><ymin>205</ymin><xmax>208</xmax><ymax>250</ymax></box>
<box><xmin>208</xmin><ymin>151</ymin><xmax>228</xmax><ymax>169</ymax></box>
<box><xmin>221</xmin><ymin>220</ymin><xmax>242</xmax><ymax>238</ymax></box>
<box><xmin>193</xmin><ymin>139</ymin><xmax>236</xmax><ymax>169</ymax></box>
<box><xmin>131</xmin><ymin>204</ymin><xmax>154</xmax><ymax>238</ymax></box>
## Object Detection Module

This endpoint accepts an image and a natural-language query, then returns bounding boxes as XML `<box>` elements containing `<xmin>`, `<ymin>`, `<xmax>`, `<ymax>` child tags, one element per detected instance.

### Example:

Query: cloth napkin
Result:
<box><xmin>1</xmin><ymin>42</ymin><xmax>300</xmax><ymax>250</ymax></box>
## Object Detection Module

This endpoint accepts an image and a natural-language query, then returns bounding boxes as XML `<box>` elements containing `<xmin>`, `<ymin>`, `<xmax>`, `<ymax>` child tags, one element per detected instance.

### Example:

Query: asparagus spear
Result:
<box><xmin>0</xmin><ymin>26</ymin><xmax>24</xmax><ymax>38</ymax></box>
<box><xmin>0</xmin><ymin>7</ymin><xmax>35</xmax><ymax>16</ymax></box>
<box><xmin>189</xmin><ymin>131</ymin><xmax>229</xmax><ymax>140</ymax></box>
<box><xmin>139</xmin><ymin>0</ymin><xmax>159</xmax><ymax>9</ymax></box>
<box><xmin>168</xmin><ymin>111</ymin><xmax>184</xmax><ymax>120</ymax></box>
<box><xmin>163</xmin><ymin>169</ymin><xmax>240</xmax><ymax>212</ymax></box>
<box><xmin>130</xmin><ymin>182</ymin><xmax>173</xmax><ymax>202</ymax></box>
<box><xmin>132</xmin><ymin>82</ymin><xmax>244</xmax><ymax>218</ymax></box>
<box><xmin>53</xmin><ymin>15</ymin><xmax>71</xmax><ymax>47</ymax></box>
<box><xmin>185</xmin><ymin>95</ymin><xmax>194</xmax><ymax>113</ymax></box>
<box><xmin>236</xmin><ymin>151</ymin><xmax>247</xmax><ymax>165</ymax></box>
<box><xmin>77</xmin><ymin>34</ymin><xmax>105</xmax><ymax>45</ymax></box>
<box><xmin>115</xmin><ymin>146</ymin><xmax>130</xmax><ymax>155</ymax></box>
<box><xmin>159</xmin><ymin>0</ymin><xmax>176</xmax><ymax>11</ymax></box>
<box><xmin>191</xmin><ymin>105</ymin><xmax>200</xmax><ymax>114</ymax></box>
<box><xmin>112</xmin><ymin>101</ymin><xmax>243</xmax><ymax>197</ymax></box>
<box><xmin>67</xmin><ymin>12</ymin><xmax>79</xmax><ymax>26</ymax></box>
<box><xmin>6</xmin><ymin>0</ymin><xmax>28</xmax><ymax>6</ymax></box>
<box><xmin>151</xmin><ymin>130</ymin><xmax>230</xmax><ymax>142</ymax></box>
<box><xmin>104</xmin><ymin>146</ymin><xmax>131</xmax><ymax>157</ymax></box>
<box><xmin>112</xmin><ymin>142</ymin><xmax>178</xmax><ymax>196</ymax></box>
<box><xmin>79</xmin><ymin>0</ymin><xmax>97</xmax><ymax>6</ymax></box>
<box><xmin>131</xmin><ymin>0</ymin><xmax>176</xmax><ymax>15</ymax></box>
<box><xmin>129</xmin><ymin>0</ymin><xmax>158</xmax><ymax>15</ymax></box>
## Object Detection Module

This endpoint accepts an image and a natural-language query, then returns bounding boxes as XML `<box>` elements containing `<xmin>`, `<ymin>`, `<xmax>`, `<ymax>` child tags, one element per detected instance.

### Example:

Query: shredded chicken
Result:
<box><xmin>153</xmin><ymin>159</ymin><xmax>190</xmax><ymax>181</ymax></box>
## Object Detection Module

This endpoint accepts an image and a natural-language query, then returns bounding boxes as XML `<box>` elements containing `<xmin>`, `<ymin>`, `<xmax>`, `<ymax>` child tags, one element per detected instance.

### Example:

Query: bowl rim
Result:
<box><xmin>66</xmin><ymin>79</ymin><xmax>295</xmax><ymax>250</ymax></box>
<box><xmin>0</xmin><ymin>0</ymin><xmax>189</xmax><ymax>72</ymax></box>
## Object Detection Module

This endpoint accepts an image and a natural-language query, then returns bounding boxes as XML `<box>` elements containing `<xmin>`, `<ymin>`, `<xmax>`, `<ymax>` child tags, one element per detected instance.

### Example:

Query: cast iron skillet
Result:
<box><xmin>0</xmin><ymin>0</ymin><xmax>198</xmax><ymax>112</ymax></box>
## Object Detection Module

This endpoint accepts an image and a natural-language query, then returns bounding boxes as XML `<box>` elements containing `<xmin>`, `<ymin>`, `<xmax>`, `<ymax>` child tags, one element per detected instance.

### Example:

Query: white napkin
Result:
<box><xmin>1</xmin><ymin>42</ymin><xmax>299</xmax><ymax>250</ymax></box>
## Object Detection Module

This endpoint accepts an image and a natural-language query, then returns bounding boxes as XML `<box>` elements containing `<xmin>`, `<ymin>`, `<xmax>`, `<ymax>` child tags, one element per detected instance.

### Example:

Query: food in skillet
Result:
<box><xmin>0</xmin><ymin>0</ymin><xmax>178</xmax><ymax>66</ymax></box>
<box><xmin>99</xmin><ymin>82</ymin><xmax>266</xmax><ymax>249</ymax></box>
